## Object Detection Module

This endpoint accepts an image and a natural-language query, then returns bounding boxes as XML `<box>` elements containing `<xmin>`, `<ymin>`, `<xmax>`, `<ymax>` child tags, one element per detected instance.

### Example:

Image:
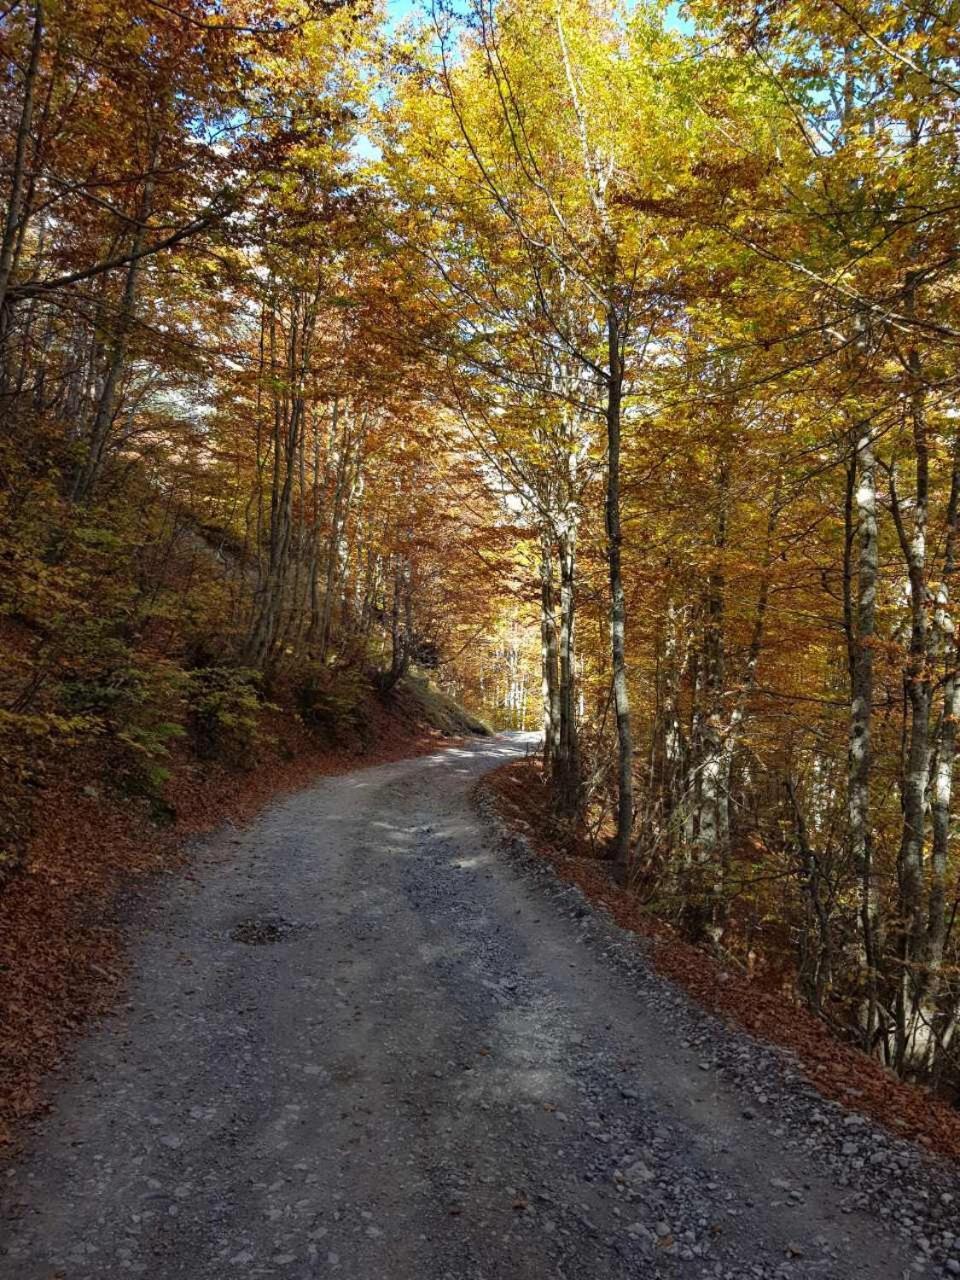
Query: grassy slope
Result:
<box><xmin>394</xmin><ymin>670</ymin><xmax>492</xmax><ymax>738</ymax></box>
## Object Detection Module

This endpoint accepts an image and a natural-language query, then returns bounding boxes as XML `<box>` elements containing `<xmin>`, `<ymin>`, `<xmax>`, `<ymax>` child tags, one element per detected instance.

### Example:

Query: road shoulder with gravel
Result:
<box><xmin>1</xmin><ymin>732</ymin><xmax>955</xmax><ymax>1279</ymax></box>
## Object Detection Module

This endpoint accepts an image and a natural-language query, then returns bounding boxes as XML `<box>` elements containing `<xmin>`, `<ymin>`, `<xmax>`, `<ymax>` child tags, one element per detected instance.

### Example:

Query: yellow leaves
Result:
<box><xmin>0</xmin><ymin>709</ymin><xmax>105</xmax><ymax>746</ymax></box>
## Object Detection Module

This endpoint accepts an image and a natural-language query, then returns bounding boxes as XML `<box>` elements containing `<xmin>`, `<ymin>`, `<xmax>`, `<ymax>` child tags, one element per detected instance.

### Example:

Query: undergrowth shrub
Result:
<box><xmin>295</xmin><ymin>662</ymin><xmax>372</xmax><ymax>748</ymax></box>
<box><xmin>58</xmin><ymin>638</ymin><xmax>185</xmax><ymax>771</ymax></box>
<box><xmin>186</xmin><ymin>665</ymin><xmax>268</xmax><ymax>765</ymax></box>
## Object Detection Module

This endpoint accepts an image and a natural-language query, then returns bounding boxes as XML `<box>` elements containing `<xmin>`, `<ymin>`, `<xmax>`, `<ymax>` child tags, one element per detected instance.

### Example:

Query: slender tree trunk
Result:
<box><xmin>246</xmin><ymin>289</ymin><xmax>318</xmax><ymax>672</ymax></box>
<box><xmin>687</xmin><ymin>458</ymin><xmax>729</xmax><ymax>937</ymax></box>
<box><xmin>318</xmin><ymin>397</ymin><xmax>350</xmax><ymax>662</ymax></box>
<box><xmin>849</xmin><ymin>426</ymin><xmax>880</xmax><ymax>1049</ymax></box>
<box><xmin>540</xmin><ymin>522</ymin><xmax>560</xmax><ymax>773</ymax></box>
<box><xmin>928</xmin><ymin>434</ymin><xmax>960</xmax><ymax>977</ymax></box>
<box><xmin>379</xmin><ymin>558</ymin><xmax>412</xmax><ymax>692</ymax></box>
<box><xmin>656</xmin><ymin>599</ymin><xmax>686</xmax><ymax>847</ymax></box>
<box><xmin>697</xmin><ymin>490</ymin><xmax>726</xmax><ymax>860</ymax></box>
<box><xmin>606</xmin><ymin>307</ymin><xmax>633</xmax><ymax>865</ymax></box>
<box><xmin>0</xmin><ymin>0</ymin><xmax>43</xmax><ymax>325</ymax></box>
<box><xmin>885</xmin><ymin>344</ymin><xmax>932</xmax><ymax>1069</ymax></box>
<box><xmin>557</xmin><ymin>512</ymin><xmax>580</xmax><ymax>815</ymax></box>
<box><xmin>786</xmin><ymin>776</ymin><xmax>834</xmax><ymax>1011</ymax></box>
<box><xmin>924</xmin><ymin>431</ymin><xmax>960</xmax><ymax>1070</ymax></box>
<box><xmin>306</xmin><ymin>407</ymin><xmax>326</xmax><ymax>647</ymax></box>
<box><xmin>72</xmin><ymin>161</ymin><xmax>157</xmax><ymax>503</ymax></box>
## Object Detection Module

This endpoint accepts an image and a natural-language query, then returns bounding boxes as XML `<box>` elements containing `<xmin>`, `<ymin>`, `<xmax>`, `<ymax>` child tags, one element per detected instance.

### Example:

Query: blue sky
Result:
<box><xmin>382</xmin><ymin>0</ymin><xmax>694</xmax><ymax>34</ymax></box>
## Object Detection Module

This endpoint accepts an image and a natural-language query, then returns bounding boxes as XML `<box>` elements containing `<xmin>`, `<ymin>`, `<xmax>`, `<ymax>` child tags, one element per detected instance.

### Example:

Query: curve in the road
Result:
<box><xmin>0</xmin><ymin>733</ymin><xmax>951</xmax><ymax>1279</ymax></box>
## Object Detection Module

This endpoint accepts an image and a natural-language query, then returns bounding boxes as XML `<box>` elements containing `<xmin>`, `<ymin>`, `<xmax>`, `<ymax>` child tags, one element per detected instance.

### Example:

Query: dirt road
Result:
<box><xmin>1</xmin><ymin>734</ymin><xmax>951</xmax><ymax>1278</ymax></box>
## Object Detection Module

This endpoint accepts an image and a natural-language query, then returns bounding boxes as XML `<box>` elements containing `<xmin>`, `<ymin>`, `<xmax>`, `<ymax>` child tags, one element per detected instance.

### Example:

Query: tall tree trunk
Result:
<box><xmin>305</xmin><ymin>406</ymin><xmax>326</xmax><ymax>649</ymax></box>
<box><xmin>379</xmin><ymin>557</ymin><xmax>412</xmax><ymax>693</ymax></box>
<box><xmin>655</xmin><ymin>598</ymin><xmax>687</xmax><ymax>848</ymax></box>
<box><xmin>606</xmin><ymin>307</ymin><xmax>633</xmax><ymax>866</ymax></box>
<box><xmin>540</xmin><ymin>522</ymin><xmax>560</xmax><ymax>773</ymax></box>
<box><xmin>849</xmin><ymin>426</ymin><xmax>880</xmax><ymax>1049</ymax></box>
<box><xmin>696</xmin><ymin>476</ymin><xmax>726</xmax><ymax>860</ymax></box>
<box><xmin>317</xmin><ymin>397</ymin><xmax>351</xmax><ymax>662</ymax></box>
<box><xmin>556</xmin><ymin>512</ymin><xmax>580</xmax><ymax>815</ymax></box>
<box><xmin>687</xmin><ymin>457</ymin><xmax>729</xmax><ymax>938</ymax></box>
<box><xmin>924</xmin><ymin>430</ymin><xmax>960</xmax><ymax>1071</ymax></box>
<box><xmin>890</xmin><ymin>343</ymin><xmax>932</xmax><ymax>1070</ymax></box>
<box><xmin>0</xmin><ymin>0</ymin><xmax>43</xmax><ymax>326</ymax></box>
<box><xmin>71</xmin><ymin>160</ymin><xmax>157</xmax><ymax>503</ymax></box>
<box><xmin>245</xmin><ymin>289</ymin><xmax>317</xmax><ymax>672</ymax></box>
<box><xmin>928</xmin><ymin>437</ymin><xmax>960</xmax><ymax>965</ymax></box>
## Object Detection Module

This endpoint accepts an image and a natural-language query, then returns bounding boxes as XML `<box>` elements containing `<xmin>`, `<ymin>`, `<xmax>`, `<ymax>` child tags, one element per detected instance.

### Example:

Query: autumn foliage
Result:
<box><xmin>3</xmin><ymin>0</ymin><xmax>960</xmax><ymax>1108</ymax></box>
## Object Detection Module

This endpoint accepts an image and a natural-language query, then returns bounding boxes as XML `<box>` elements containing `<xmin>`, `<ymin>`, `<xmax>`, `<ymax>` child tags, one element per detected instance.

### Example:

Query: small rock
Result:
<box><xmin>623</xmin><ymin>1161</ymin><xmax>655</xmax><ymax>1185</ymax></box>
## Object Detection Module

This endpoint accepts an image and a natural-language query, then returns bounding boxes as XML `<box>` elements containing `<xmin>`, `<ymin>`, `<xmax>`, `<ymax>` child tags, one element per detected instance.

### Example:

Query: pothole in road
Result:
<box><xmin>231</xmin><ymin>916</ymin><xmax>292</xmax><ymax>945</ymax></box>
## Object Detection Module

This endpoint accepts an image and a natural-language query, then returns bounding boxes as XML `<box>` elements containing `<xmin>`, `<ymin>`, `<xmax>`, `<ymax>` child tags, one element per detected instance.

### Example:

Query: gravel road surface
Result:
<box><xmin>2</xmin><ymin>732</ymin><xmax>957</xmax><ymax>1279</ymax></box>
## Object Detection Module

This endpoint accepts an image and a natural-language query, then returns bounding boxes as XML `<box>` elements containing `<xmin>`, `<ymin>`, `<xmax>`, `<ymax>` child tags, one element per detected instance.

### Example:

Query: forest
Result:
<box><xmin>2</xmin><ymin>0</ymin><xmax>960</xmax><ymax>1097</ymax></box>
